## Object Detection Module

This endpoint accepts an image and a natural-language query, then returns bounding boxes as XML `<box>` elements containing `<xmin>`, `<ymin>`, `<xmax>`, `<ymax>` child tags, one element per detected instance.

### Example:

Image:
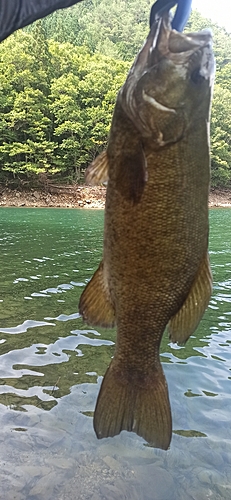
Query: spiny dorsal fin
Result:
<box><xmin>168</xmin><ymin>252</ymin><xmax>212</xmax><ymax>344</ymax></box>
<box><xmin>79</xmin><ymin>261</ymin><xmax>115</xmax><ymax>328</ymax></box>
<box><xmin>85</xmin><ymin>150</ymin><xmax>109</xmax><ymax>186</ymax></box>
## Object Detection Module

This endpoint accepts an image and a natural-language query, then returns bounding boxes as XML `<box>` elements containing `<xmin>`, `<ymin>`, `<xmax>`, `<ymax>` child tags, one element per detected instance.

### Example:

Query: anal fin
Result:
<box><xmin>168</xmin><ymin>252</ymin><xmax>212</xmax><ymax>344</ymax></box>
<box><xmin>79</xmin><ymin>261</ymin><xmax>115</xmax><ymax>328</ymax></box>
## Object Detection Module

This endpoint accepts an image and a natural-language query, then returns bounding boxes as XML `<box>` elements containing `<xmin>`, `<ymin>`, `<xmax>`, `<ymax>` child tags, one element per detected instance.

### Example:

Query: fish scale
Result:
<box><xmin>79</xmin><ymin>13</ymin><xmax>214</xmax><ymax>449</ymax></box>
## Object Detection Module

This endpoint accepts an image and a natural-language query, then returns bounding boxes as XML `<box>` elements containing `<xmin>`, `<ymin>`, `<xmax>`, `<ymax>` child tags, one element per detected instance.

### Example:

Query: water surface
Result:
<box><xmin>0</xmin><ymin>207</ymin><xmax>231</xmax><ymax>500</ymax></box>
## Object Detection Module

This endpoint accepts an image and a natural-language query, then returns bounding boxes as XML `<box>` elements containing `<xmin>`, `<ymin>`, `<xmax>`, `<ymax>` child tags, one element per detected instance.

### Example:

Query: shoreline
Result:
<box><xmin>0</xmin><ymin>186</ymin><xmax>231</xmax><ymax>209</ymax></box>
<box><xmin>0</xmin><ymin>185</ymin><xmax>106</xmax><ymax>209</ymax></box>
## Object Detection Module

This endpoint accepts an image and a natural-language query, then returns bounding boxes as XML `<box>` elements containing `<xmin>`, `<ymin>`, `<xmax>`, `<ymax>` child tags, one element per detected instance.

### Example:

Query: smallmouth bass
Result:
<box><xmin>79</xmin><ymin>13</ymin><xmax>214</xmax><ymax>450</ymax></box>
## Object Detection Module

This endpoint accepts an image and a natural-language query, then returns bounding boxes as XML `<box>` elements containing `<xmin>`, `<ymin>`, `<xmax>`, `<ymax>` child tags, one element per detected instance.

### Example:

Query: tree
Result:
<box><xmin>34</xmin><ymin>0</ymin><xmax>151</xmax><ymax>61</ymax></box>
<box><xmin>0</xmin><ymin>1</ymin><xmax>231</xmax><ymax>187</ymax></box>
<box><xmin>49</xmin><ymin>44</ymin><xmax>128</xmax><ymax>179</ymax></box>
<box><xmin>0</xmin><ymin>29</ymin><xmax>55</xmax><ymax>181</ymax></box>
<box><xmin>210</xmin><ymin>85</ymin><xmax>231</xmax><ymax>186</ymax></box>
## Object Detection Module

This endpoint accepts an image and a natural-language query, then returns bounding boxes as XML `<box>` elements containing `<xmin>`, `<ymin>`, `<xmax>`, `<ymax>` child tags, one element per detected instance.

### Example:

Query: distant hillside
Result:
<box><xmin>28</xmin><ymin>1</ymin><xmax>231</xmax><ymax>70</ymax></box>
<box><xmin>0</xmin><ymin>1</ymin><xmax>230</xmax><ymax>188</ymax></box>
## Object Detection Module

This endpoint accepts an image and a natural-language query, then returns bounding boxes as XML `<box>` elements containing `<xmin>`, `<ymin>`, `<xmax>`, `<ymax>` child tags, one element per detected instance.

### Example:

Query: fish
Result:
<box><xmin>79</xmin><ymin>13</ymin><xmax>214</xmax><ymax>450</ymax></box>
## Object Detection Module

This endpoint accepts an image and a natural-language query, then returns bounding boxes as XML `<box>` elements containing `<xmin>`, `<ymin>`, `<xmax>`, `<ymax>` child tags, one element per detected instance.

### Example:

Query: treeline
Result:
<box><xmin>0</xmin><ymin>23</ymin><xmax>128</xmax><ymax>185</ymax></box>
<box><xmin>0</xmin><ymin>1</ymin><xmax>230</xmax><ymax>187</ymax></box>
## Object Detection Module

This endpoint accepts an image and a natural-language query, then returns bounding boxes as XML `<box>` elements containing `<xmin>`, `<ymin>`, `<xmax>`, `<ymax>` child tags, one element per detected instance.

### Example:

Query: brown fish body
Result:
<box><xmin>79</xmin><ymin>16</ymin><xmax>214</xmax><ymax>449</ymax></box>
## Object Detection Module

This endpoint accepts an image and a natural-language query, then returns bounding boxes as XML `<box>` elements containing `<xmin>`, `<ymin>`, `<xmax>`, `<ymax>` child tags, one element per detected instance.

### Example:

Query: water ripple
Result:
<box><xmin>0</xmin><ymin>320</ymin><xmax>55</xmax><ymax>334</ymax></box>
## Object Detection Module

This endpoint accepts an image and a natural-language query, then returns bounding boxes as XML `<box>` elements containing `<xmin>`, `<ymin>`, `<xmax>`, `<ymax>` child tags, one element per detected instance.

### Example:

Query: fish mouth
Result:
<box><xmin>133</xmin><ymin>13</ymin><xmax>214</xmax><ymax>84</ymax></box>
<box><xmin>120</xmin><ymin>12</ymin><xmax>215</xmax><ymax>139</ymax></box>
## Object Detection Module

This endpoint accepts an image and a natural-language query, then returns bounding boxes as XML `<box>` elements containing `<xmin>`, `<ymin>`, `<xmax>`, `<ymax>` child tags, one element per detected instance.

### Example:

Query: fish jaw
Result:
<box><xmin>119</xmin><ymin>14</ymin><xmax>215</xmax><ymax>142</ymax></box>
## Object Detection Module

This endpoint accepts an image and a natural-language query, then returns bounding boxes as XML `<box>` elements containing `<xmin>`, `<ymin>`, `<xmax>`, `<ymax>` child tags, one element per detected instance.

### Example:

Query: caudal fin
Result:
<box><xmin>94</xmin><ymin>360</ymin><xmax>172</xmax><ymax>450</ymax></box>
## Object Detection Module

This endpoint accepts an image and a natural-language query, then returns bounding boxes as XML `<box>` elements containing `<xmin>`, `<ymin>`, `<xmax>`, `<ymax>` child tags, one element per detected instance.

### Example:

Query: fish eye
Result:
<box><xmin>191</xmin><ymin>68</ymin><xmax>205</xmax><ymax>85</ymax></box>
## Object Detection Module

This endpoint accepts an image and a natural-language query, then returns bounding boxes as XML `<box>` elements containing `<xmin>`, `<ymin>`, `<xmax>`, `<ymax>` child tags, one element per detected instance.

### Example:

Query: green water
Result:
<box><xmin>0</xmin><ymin>207</ymin><xmax>231</xmax><ymax>500</ymax></box>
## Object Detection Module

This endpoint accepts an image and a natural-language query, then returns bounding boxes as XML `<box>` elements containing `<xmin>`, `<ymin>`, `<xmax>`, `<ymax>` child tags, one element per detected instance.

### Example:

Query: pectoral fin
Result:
<box><xmin>115</xmin><ymin>141</ymin><xmax>147</xmax><ymax>204</ymax></box>
<box><xmin>168</xmin><ymin>252</ymin><xmax>212</xmax><ymax>344</ymax></box>
<box><xmin>79</xmin><ymin>261</ymin><xmax>116</xmax><ymax>328</ymax></box>
<box><xmin>85</xmin><ymin>150</ymin><xmax>109</xmax><ymax>185</ymax></box>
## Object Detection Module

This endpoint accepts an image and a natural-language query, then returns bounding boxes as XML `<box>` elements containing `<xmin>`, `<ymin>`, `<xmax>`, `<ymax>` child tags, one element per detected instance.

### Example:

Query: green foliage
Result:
<box><xmin>210</xmin><ymin>85</ymin><xmax>231</xmax><ymax>186</ymax></box>
<box><xmin>0</xmin><ymin>23</ymin><xmax>128</xmax><ymax>183</ymax></box>
<box><xmin>38</xmin><ymin>0</ymin><xmax>151</xmax><ymax>61</ymax></box>
<box><xmin>0</xmin><ymin>27</ymin><xmax>56</xmax><ymax>180</ymax></box>
<box><xmin>48</xmin><ymin>44</ymin><xmax>128</xmax><ymax>180</ymax></box>
<box><xmin>0</xmin><ymin>1</ymin><xmax>231</xmax><ymax>187</ymax></box>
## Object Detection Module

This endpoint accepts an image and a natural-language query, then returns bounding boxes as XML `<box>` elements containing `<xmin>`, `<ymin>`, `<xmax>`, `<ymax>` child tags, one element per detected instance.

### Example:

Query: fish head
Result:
<box><xmin>119</xmin><ymin>14</ymin><xmax>215</xmax><ymax>146</ymax></box>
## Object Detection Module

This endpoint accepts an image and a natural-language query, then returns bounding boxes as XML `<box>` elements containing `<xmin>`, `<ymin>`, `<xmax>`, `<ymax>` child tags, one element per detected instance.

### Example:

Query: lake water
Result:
<box><xmin>0</xmin><ymin>207</ymin><xmax>231</xmax><ymax>500</ymax></box>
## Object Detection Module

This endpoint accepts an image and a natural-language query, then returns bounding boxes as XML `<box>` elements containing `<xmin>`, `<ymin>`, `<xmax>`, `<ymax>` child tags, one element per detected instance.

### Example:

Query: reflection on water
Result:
<box><xmin>0</xmin><ymin>207</ymin><xmax>231</xmax><ymax>500</ymax></box>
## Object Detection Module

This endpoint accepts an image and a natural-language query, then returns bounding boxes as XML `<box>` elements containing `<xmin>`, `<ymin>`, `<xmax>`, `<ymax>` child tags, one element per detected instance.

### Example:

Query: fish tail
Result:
<box><xmin>94</xmin><ymin>359</ymin><xmax>172</xmax><ymax>450</ymax></box>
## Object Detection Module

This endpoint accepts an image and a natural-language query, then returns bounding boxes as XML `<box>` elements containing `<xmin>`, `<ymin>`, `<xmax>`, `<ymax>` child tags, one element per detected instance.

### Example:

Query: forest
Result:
<box><xmin>0</xmin><ymin>0</ymin><xmax>231</xmax><ymax>188</ymax></box>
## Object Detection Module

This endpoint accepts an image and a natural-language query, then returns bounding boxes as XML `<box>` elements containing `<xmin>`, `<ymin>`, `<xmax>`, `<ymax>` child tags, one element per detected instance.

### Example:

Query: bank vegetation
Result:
<box><xmin>0</xmin><ymin>1</ymin><xmax>231</xmax><ymax>189</ymax></box>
